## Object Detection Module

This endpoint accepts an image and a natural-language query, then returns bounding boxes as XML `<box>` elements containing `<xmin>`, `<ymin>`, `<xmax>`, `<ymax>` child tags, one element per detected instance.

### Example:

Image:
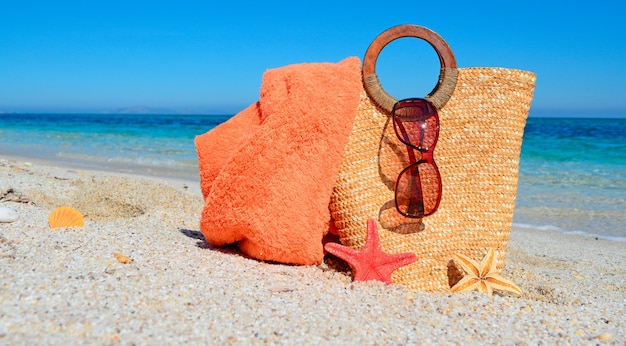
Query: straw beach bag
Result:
<box><xmin>328</xmin><ymin>24</ymin><xmax>536</xmax><ymax>292</ymax></box>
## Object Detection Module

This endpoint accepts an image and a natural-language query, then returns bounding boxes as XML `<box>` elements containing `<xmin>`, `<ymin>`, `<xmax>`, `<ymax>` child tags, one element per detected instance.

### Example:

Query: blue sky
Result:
<box><xmin>1</xmin><ymin>1</ymin><xmax>625</xmax><ymax>115</ymax></box>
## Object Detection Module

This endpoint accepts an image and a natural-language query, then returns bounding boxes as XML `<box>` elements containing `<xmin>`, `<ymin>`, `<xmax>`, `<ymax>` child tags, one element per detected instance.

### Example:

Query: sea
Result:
<box><xmin>0</xmin><ymin>113</ymin><xmax>229</xmax><ymax>180</ymax></box>
<box><xmin>1</xmin><ymin>113</ymin><xmax>625</xmax><ymax>241</ymax></box>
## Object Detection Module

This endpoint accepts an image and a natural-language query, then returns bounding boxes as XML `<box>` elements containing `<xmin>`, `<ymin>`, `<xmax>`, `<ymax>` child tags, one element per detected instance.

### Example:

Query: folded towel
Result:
<box><xmin>195</xmin><ymin>57</ymin><xmax>362</xmax><ymax>265</ymax></box>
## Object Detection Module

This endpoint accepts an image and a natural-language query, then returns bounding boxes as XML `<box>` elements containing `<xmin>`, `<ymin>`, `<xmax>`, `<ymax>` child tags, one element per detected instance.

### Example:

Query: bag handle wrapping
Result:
<box><xmin>362</xmin><ymin>24</ymin><xmax>458</xmax><ymax>111</ymax></box>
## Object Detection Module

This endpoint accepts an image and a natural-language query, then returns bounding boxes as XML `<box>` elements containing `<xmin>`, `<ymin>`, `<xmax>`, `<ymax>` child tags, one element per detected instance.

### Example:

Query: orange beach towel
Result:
<box><xmin>195</xmin><ymin>57</ymin><xmax>362</xmax><ymax>265</ymax></box>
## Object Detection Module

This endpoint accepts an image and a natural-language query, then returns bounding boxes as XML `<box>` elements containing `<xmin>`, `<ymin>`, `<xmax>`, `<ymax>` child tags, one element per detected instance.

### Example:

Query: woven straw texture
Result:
<box><xmin>329</xmin><ymin>67</ymin><xmax>537</xmax><ymax>292</ymax></box>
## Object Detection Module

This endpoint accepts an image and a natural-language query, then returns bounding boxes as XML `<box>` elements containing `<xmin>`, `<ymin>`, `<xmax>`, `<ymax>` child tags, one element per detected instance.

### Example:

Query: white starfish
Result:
<box><xmin>451</xmin><ymin>248</ymin><xmax>522</xmax><ymax>295</ymax></box>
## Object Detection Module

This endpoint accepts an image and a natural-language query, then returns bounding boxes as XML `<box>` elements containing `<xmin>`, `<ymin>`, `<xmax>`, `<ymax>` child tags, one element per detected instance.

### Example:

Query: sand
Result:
<box><xmin>0</xmin><ymin>156</ymin><xmax>624</xmax><ymax>345</ymax></box>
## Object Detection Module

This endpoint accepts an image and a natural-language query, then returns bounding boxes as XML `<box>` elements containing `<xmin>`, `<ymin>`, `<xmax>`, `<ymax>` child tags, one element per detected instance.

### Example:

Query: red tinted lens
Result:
<box><xmin>395</xmin><ymin>160</ymin><xmax>442</xmax><ymax>218</ymax></box>
<box><xmin>392</xmin><ymin>98</ymin><xmax>439</xmax><ymax>151</ymax></box>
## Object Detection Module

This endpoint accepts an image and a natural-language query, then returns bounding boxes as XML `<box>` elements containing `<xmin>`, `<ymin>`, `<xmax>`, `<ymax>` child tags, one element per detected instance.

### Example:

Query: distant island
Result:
<box><xmin>107</xmin><ymin>106</ymin><xmax>178</xmax><ymax>114</ymax></box>
<box><xmin>0</xmin><ymin>105</ymin><xmax>242</xmax><ymax>115</ymax></box>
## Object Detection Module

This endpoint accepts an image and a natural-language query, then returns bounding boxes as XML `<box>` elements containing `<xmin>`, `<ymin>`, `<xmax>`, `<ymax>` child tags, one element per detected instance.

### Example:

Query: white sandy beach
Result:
<box><xmin>1</xmin><ymin>156</ymin><xmax>625</xmax><ymax>344</ymax></box>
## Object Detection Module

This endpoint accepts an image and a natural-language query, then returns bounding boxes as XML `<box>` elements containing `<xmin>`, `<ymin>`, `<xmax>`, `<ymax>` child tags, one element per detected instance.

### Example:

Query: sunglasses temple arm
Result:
<box><xmin>395</xmin><ymin>120</ymin><xmax>426</xmax><ymax>216</ymax></box>
<box><xmin>407</xmin><ymin>156</ymin><xmax>426</xmax><ymax>217</ymax></box>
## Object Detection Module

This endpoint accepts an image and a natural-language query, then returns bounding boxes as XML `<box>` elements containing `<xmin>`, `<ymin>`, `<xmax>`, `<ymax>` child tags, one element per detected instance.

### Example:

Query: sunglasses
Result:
<box><xmin>392</xmin><ymin>98</ymin><xmax>442</xmax><ymax>218</ymax></box>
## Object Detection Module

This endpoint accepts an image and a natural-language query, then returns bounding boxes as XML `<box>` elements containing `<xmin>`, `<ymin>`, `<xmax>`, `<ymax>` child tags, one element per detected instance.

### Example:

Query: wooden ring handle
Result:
<box><xmin>362</xmin><ymin>24</ymin><xmax>458</xmax><ymax>112</ymax></box>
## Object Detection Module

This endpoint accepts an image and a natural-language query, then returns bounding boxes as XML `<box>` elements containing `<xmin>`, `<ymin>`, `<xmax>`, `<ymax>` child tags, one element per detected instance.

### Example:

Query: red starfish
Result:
<box><xmin>324</xmin><ymin>218</ymin><xmax>417</xmax><ymax>284</ymax></box>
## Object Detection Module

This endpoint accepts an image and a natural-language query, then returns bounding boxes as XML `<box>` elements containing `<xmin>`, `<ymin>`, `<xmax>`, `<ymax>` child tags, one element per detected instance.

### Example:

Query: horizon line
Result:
<box><xmin>1</xmin><ymin>107</ymin><xmax>626</xmax><ymax>118</ymax></box>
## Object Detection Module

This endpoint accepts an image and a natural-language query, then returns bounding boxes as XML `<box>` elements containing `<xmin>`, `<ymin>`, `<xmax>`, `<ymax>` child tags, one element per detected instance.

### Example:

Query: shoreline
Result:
<box><xmin>512</xmin><ymin>222</ymin><xmax>626</xmax><ymax>244</ymax></box>
<box><xmin>1</xmin><ymin>156</ymin><xmax>625</xmax><ymax>343</ymax></box>
<box><xmin>0</xmin><ymin>152</ymin><xmax>200</xmax><ymax>188</ymax></box>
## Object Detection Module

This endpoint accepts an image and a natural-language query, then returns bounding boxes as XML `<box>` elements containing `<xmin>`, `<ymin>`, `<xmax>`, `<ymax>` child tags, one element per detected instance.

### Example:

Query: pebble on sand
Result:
<box><xmin>0</xmin><ymin>206</ymin><xmax>19</xmax><ymax>223</ymax></box>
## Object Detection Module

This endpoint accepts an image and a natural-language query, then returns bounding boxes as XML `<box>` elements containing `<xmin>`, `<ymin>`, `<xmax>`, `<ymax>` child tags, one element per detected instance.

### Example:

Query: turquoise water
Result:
<box><xmin>515</xmin><ymin>117</ymin><xmax>626</xmax><ymax>241</ymax></box>
<box><xmin>1</xmin><ymin>113</ymin><xmax>624</xmax><ymax>240</ymax></box>
<box><xmin>0</xmin><ymin>113</ymin><xmax>230</xmax><ymax>179</ymax></box>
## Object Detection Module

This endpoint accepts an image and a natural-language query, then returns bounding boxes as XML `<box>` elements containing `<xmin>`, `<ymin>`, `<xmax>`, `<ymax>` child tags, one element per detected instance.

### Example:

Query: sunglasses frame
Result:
<box><xmin>392</xmin><ymin>98</ymin><xmax>442</xmax><ymax>218</ymax></box>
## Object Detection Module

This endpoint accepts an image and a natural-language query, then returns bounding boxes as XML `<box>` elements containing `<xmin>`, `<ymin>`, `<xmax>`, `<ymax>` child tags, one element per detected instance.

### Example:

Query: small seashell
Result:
<box><xmin>48</xmin><ymin>206</ymin><xmax>84</xmax><ymax>228</ymax></box>
<box><xmin>0</xmin><ymin>206</ymin><xmax>19</xmax><ymax>223</ymax></box>
<box><xmin>597</xmin><ymin>333</ymin><xmax>613</xmax><ymax>342</ymax></box>
<box><xmin>113</xmin><ymin>252</ymin><xmax>131</xmax><ymax>264</ymax></box>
